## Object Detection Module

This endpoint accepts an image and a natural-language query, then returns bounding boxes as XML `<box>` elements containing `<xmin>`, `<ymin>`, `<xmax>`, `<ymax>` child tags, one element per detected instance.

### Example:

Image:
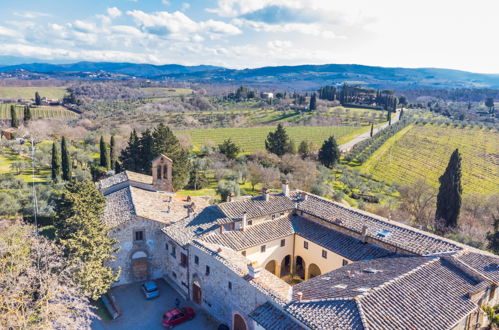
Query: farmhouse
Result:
<box><xmin>99</xmin><ymin>156</ymin><xmax>499</xmax><ymax>330</ymax></box>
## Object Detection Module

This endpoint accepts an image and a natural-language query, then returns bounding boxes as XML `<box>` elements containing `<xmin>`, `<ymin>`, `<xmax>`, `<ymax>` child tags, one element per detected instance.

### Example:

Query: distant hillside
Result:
<box><xmin>1</xmin><ymin>61</ymin><xmax>499</xmax><ymax>90</ymax></box>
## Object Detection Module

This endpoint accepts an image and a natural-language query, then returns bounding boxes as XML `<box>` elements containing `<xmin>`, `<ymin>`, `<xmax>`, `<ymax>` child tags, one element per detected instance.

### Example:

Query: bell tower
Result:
<box><xmin>152</xmin><ymin>154</ymin><xmax>173</xmax><ymax>192</ymax></box>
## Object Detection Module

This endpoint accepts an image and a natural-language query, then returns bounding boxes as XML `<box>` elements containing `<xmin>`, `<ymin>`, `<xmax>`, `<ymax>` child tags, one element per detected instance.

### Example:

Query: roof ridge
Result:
<box><xmin>126</xmin><ymin>186</ymin><xmax>138</xmax><ymax>216</ymax></box>
<box><xmin>356</xmin><ymin>257</ymin><xmax>439</xmax><ymax>300</ymax></box>
<box><xmin>353</xmin><ymin>298</ymin><xmax>369</xmax><ymax>330</ymax></box>
<box><xmin>443</xmin><ymin>255</ymin><xmax>493</xmax><ymax>284</ymax></box>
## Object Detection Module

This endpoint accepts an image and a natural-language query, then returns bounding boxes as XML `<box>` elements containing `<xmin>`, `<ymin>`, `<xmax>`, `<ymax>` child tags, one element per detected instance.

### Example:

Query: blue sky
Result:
<box><xmin>0</xmin><ymin>0</ymin><xmax>498</xmax><ymax>73</ymax></box>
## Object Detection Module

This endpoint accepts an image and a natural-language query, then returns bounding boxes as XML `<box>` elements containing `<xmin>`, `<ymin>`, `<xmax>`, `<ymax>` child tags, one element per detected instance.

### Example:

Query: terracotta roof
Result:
<box><xmin>457</xmin><ymin>251</ymin><xmax>499</xmax><ymax>282</ymax></box>
<box><xmin>98</xmin><ymin>170</ymin><xmax>152</xmax><ymax>192</ymax></box>
<box><xmin>250</xmin><ymin>302</ymin><xmax>304</xmax><ymax>330</ymax></box>
<box><xmin>102</xmin><ymin>186</ymin><xmax>135</xmax><ymax>227</ymax></box>
<box><xmin>217</xmin><ymin>194</ymin><xmax>295</xmax><ymax>219</ymax></box>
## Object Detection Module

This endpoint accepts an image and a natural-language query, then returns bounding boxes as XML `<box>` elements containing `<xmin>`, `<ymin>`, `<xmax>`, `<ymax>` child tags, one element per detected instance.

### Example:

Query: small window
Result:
<box><xmin>228</xmin><ymin>281</ymin><xmax>232</xmax><ymax>290</ymax></box>
<box><xmin>194</xmin><ymin>255</ymin><xmax>199</xmax><ymax>265</ymax></box>
<box><xmin>272</xmin><ymin>214</ymin><xmax>276</xmax><ymax>220</ymax></box>
<box><xmin>134</xmin><ymin>230</ymin><xmax>144</xmax><ymax>241</ymax></box>
<box><xmin>280</xmin><ymin>239</ymin><xmax>285</xmax><ymax>247</ymax></box>
<box><xmin>241</xmin><ymin>251</ymin><xmax>246</xmax><ymax>256</ymax></box>
<box><xmin>342</xmin><ymin>259</ymin><xmax>348</xmax><ymax>266</ymax></box>
<box><xmin>180</xmin><ymin>253</ymin><xmax>188</xmax><ymax>268</ymax></box>
<box><xmin>304</xmin><ymin>241</ymin><xmax>308</xmax><ymax>249</ymax></box>
<box><xmin>322</xmin><ymin>250</ymin><xmax>327</xmax><ymax>259</ymax></box>
<box><xmin>261</xmin><ymin>245</ymin><xmax>266</xmax><ymax>253</ymax></box>
<box><xmin>171</xmin><ymin>246</ymin><xmax>176</xmax><ymax>259</ymax></box>
<box><xmin>205</xmin><ymin>266</ymin><xmax>210</xmax><ymax>276</ymax></box>
<box><xmin>247</xmin><ymin>220</ymin><xmax>253</xmax><ymax>226</ymax></box>
<box><xmin>165</xmin><ymin>243</ymin><xmax>169</xmax><ymax>250</ymax></box>
<box><xmin>172</xmin><ymin>271</ymin><xmax>177</xmax><ymax>279</ymax></box>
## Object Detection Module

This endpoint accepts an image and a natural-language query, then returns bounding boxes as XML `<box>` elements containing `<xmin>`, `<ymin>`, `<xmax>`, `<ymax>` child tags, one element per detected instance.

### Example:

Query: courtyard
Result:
<box><xmin>91</xmin><ymin>279</ymin><xmax>220</xmax><ymax>330</ymax></box>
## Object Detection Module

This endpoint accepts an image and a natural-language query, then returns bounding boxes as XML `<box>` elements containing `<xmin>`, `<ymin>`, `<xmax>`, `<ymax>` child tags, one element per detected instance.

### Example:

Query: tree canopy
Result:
<box><xmin>265</xmin><ymin>124</ymin><xmax>292</xmax><ymax>156</ymax></box>
<box><xmin>435</xmin><ymin>149</ymin><xmax>462</xmax><ymax>233</ymax></box>
<box><xmin>218</xmin><ymin>138</ymin><xmax>240</xmax><ymax>160</ymax></box>
<box><xmin>318</xmin><ymin>136</ymin><xmax>340</xmax><ymax>169</ymax></box>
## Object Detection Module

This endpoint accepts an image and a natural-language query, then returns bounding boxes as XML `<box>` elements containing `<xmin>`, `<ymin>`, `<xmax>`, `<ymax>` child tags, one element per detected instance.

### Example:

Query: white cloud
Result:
<box><xmin>162</xmin><ymin>0</ymin><xmax>170</xmax><ymax>5</ymax></box>
<box><xmin>13</xmin><ymin>11</ymin><xmax>51</xmax><ymax>19</ymax></box>
<box><xmin>107</xmin><ymin>7</ymin><xmax>122</xmax><ymax>18</ymax></box>
<box><xmin>0</xmin><ymin>25</ymin><xmax>21</xmax><ymax>38</ymax></box>
<box><xmin>233</xmin><ymin>19</ymin><xmax>342</xmax><ymax>39</ymax></box>
<box><xmin>72</xmin><ymin>20</ymin><xmax>97</xmax><ymax>33</ymax></box>
<box><xmin>181</xmin><ymin>3</ymin><xmax>191</xmax><ymax>11</ymax></box>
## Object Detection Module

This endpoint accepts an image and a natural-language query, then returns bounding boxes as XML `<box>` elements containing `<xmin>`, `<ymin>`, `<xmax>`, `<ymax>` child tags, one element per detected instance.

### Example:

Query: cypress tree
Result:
<box><xmin>99</xmin><ymin>136</ymin><xmax>109</xmax><ymax>169</ymax></box>
<box><xmin>23</xmin><ymin>105</ymin><xmax>32</xmax><ymax>123</ymax></box>
<box><xmin>35</xmin><ymin>91</ymin><xmax>41</xmax><ymax>105</ymax></box>
<box><xmin>309</xmin><ymin>93</ymin><xmax>317</xmax><ymax>111</ymax></box>
<box><xmin>265</xmin><ymin>123</ymin><xmax>292</xmax><ymax>156</ymax></box>
<box><xmin>399</xmin><ymin>108</ymin><xmax>404</xmax><ymax>120</ymax></box>
<box><xmin>387</xmin><ymin>110</ymin><xmax>392</xmax><ymax>125</ymax></box>
<box><xmin>119</xmin><ymin>130</ymin><xmax>141</xmax><ymax>172</ymax></box>
<box><xmin>10</xmin><ymin>105</ymin><xmax>19</xmax><ymax>128</ymax></box>
<box><xmin>139</xmin><ymin>129</ymin><xmax>154</xmax><ymax>173</ymax></box>
<box><xmin>318</xmin><ymin>136</ymin><xmax>340</xmax><ymax>169</ymax></box>
<box><xmin>51</xmin><ymin>142</ymin><xmax>61</xmax><ymax>180</ymax></box>
<box><xmin>61</xmin><ymin>136</ymin><xmax>72</xmax><ymax>181</ymax></box>
<box><xmin>109</xmin><ymin>135</ymin><xmax>116</xmax><ymax>170</ymax></box>
<box><xmin>370</xmin><ymin>123</ymin><xmax>374</xmax><ymax>137</ymax></box>
<box><xmin>435</xmin><ymin>149</ymin><xmax>462</xmax><ymax>233</ymax></box>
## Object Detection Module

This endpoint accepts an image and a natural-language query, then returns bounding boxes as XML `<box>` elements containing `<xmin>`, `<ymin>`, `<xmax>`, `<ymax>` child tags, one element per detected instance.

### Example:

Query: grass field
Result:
<box><xmin>361</xmin><ymin>124</ymin><xmax>499</xmax><ymax>195</ymax></box>
<box><xmin>0</xmin><ymin>104</ymin><xmax>78</xmax><ymax>120</ymax></box>
<box><xmin>0</xmin><ymin>87</ymin><xmax>67</xmax><ymax>99</ymax></box>
<box><xmin>176</xmin><ymin>125</ymin><xmax>369</xmax><ymax>153</ymax></box>
<box><xmin>0</xmin><ymin>148</ymin><xmax>48</xmax><ymax>183</ymax></box>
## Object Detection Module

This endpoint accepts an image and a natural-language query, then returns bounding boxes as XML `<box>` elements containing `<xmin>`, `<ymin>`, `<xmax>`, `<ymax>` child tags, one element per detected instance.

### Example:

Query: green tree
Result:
<box><xmin>109</xmin><ymin>135</ymin><xmax>116</xmax><ymax>170</ymax></box>
<box><xmin>387</xmin><ymin>110</ymin><xmax>392</xmax><ymax>125</ymax></box>
<box><xmin>152</xmin><ymin>123</ymin><xmax>190</xmax><ymax>190</ymax></box>
<box><xmin>265</xmin><ymin>124</ymin><xmax>292</xmax><ymax>156</ymax></box>
<box><xmin>485</xmin><ymin>97</ymin><xmax>495</xmax><ymax>114</ymax></box>
<box><xmin>298</xmin><ymin>140</ymin><xmax>310</xmax><ymax>159</ymax></box>
<box><xmin>435</xmin><ymin>149</ymin><xmax>462</xmax><ymax>233</ymax></box>
<box><xmin>119</xmin><ymin>130</ymin><xmax>141</xmax><ymax>172</ymax></box>
<box><xmin>23</xmin><ymin>106</ymin><xmax>32</xmax><ymax>123</ymax></box>
<box><xmin>486</xmin><ymin>217</ymin><xmax>499</xmax><ymax>254</ymax></box>
<box><xmin>10</xmin><ymin>105</ymin><xmax>19</xmax><ymax>128</ymax></box>
<box><xmin>370</xmin><ymin>123</ymin><xmax>374</xmax><ymax>137</ymax></box>
<box><xmin>218</xmin><ymin>138</ymin><xmax>241</xmax><ymax>160</ymax></box>
<box><xmin>35</xmin><ymin>91</ymin><xmax>41</xmax><ymax>105</ymax></box>
<box><xmin>309</xmin><ymin>93</ymin><xmax>317</xmax><ymax>111</ymax></box>
<box><xmin>318</xmin><ymin>136</ymin><xmax>340</xmax><ymax>169</ymax></box>
<box><xmin>54</xmin><ymin>180</ymin><xmax>119</xmax><ymax>300</ymax></box>
<box><xmin>51</xmin><ymin>142</ymin><xmax>61</xmax><ymax>180</ymax></box>
<box><xmin>61</xmin><ymin>136</ymin><xmax>72</xmax><ymax>181</ymax></box>
<box><xmin>399</xmin><ymin>108</ymin><xmax>404</xmax><ymax>120</ymax></box>
<box><xmin>99</xmin><ymin>136</ymin><xmax>110</xmax><ymax>169</ymax></box>
<box><xmin>139</xmin><ymin>129</ymin><xmax>155</xmax><ymax>172</ymax></box>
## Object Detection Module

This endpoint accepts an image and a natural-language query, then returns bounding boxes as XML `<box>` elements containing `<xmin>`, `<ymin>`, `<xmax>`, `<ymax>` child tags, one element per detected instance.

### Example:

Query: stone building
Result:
<box><xmin>100</xmin><ymin>162</ymin><xmax>499</xmax><ymax>330</ymax></box>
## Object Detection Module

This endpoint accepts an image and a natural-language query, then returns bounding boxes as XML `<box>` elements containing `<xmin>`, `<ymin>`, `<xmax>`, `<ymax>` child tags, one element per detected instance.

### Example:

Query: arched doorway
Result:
<box><xmin>233</xmin><ymin>313</ymin><xmax>247</xmax><ymax>330</ymax></box>
<box><xmin>265</xmin><ymin>260</ymin><xmax>277</xmax><ymax>275</ymax></box>
<box><xmin>295</xmin><ymin>256</ymin><xmax>305</xmax><ymax>280</ymax></box>
<box><xmin>192</xmin><ymin>275</ymin><xmax>202</xmax><ymax>304</ymax></box>
<box><xmin>308</xmin><ymin>263</ymin><xmax>321</xmax><ymax>279</ymax></box>
<box><xmin>281</xmin><ymin>255</ymin><xmax>291</xmax><ymax>277</ymax></box>
<box><xmin>131</xmin><ymin>250</ymin><xmax>148</xmax><ymax>280</ymax></box>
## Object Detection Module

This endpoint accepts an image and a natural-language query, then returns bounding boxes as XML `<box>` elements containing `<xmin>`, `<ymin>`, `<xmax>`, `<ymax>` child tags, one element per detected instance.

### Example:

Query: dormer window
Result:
<box><xmin>247</xmin><ymin>220</ymin><xmax>253</xmax><ymax>226</ymax></box>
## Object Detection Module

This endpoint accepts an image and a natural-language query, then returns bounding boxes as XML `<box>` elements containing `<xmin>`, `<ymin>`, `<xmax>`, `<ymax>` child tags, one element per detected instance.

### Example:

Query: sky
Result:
<box><xmin>0</xmin><ymin>0</ymin><xmax>498</xmax><ymax>73</ymax></box>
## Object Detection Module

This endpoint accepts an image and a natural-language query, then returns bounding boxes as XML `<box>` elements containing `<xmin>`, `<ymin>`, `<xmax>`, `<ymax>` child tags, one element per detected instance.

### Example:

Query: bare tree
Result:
<box><xmin>398</xmin><ymin>180</ymin><xmax>436</xmax><ymax>230</ymax></box>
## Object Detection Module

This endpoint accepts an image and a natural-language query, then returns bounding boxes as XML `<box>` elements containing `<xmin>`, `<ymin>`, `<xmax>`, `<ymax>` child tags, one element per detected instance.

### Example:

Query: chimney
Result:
<box><xmin>262</xmin><ymin>188</ymin><xmax>270</xmax><ymax>201</ymax></box>
<box><xmin>227</xmin><ymin>192</ymin><xmax>235</xmax><ymax>202</ymax></box>
<box><xmin>361</xmin><ymin>225</ymin><xmax>368</xmax><ymax>243</ymax></box>
<box><xmin>241</xmin><ymin>212</ymin><xmax>247</xmax><ymax>231</ymax></box>
<box><xmin>282</xmin><ymin>179</ymin><xmax>290</xmax><ymax>197</ymax></box>
<box><xmin>248</xmin><ymin>262</ymin><xmax>262</xmax><ymax>279</ymax></box>
<box><xmin>296</xmin><ymin>292</ymin><xmax>303</xmax><ymax>302</ymax></box>
<box><xmin>302</xmin><ymin>192</ymin><xmax>308</xmax><ymax>201</ymax></box>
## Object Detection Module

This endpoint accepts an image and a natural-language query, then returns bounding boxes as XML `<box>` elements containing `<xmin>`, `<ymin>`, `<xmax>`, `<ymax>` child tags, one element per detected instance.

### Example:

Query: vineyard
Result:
<box><xmin>0</xmin><ymin>87</ymin><xmax>67</xmax><ymax>99</ymax></box>
<box><xmin>0</xmin><ymin>104</ymin><xmax>78</xmax><ymax>120</ymax></box>
<box><xmin>361</xmin><ymin>124</ymin><xmax>499</xmax><ymax>195</ymax></box>
<box><xmin>176</xmin><ymin>125</ymin><xmax>369</xmax><ymax>153</ymax></box>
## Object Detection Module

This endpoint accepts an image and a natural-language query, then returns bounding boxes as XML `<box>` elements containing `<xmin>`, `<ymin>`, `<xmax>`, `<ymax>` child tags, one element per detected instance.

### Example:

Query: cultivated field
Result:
<box><xmin>0</xmin><ymin>87</ymin><xmax>67</xmax><ymax>99</ymax></box>
<box><xmin>177</xmin><ymin>125</ymin><xmax>369</xmax><ymax>153</ymax></box>
<box><xmin>0</xmin><ymin>104</ymin><xmax>78</xmax><ymax>120</ymax></box>
<box><xmin>361</xmin><ymin>124</ymin><xmax>499</xmax><ymax>195</ymax></box>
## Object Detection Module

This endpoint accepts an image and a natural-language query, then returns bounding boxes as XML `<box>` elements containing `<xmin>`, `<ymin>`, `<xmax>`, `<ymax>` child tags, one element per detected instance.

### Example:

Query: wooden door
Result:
<box><xmin>193</xmin><ymin>283</ymin><xmax>202</xmax><ymax>304</ymax></box>
<box><xmin>132</xmin><ymin>259</ymin><xmax>147</xmax><ymax>280</ymax></box>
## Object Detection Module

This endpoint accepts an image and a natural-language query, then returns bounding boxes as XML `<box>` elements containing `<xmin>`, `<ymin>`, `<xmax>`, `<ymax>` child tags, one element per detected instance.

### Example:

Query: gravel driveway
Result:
<box><xmin>91</xmin><ymin>279</ymin><xmax>219</xmax><ymax>330</ymax></box>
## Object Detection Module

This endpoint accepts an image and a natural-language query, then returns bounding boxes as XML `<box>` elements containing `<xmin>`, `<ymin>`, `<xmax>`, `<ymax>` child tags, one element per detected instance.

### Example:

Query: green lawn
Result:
<box><xmin>0</xmin><ymin>87</ymin><xmax>67</xmax><ymax>99</ymax></box>
<box><xmin>0</xmin><ymin>148</ymin><xmax>48</xmax><ymax>183</ymax></box>
<box><xmin>360</xmin><ymin>124</ymin><xmax>499</xmax><ymax>195</ymax></box>
<box><xmin>0</xmin><ymin>104</ymin><xmax>78</xmax><ymax>120</ymax></box>
<box><xmin>176</xmin><ymin>125</ymin><xmax>370</xmax><ymax>153</ymax></box>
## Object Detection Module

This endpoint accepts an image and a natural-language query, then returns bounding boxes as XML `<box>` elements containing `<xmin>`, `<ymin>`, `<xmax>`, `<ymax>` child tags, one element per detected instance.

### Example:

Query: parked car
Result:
<box><xmin>161</xmin><ymin>307</ymin><xmax>195</xmax><ymax>328</ymax></box>
<box><xmin>141</xmin><ymin>281</ymin><xmax>159</xmax><ymax>299</ymax></box>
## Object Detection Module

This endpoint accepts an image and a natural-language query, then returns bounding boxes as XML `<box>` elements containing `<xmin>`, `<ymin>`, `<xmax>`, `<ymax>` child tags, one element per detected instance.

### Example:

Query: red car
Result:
<box><xmin>161</xmin><ymin>307</ymin><xmax>195</xmax><ymax>328</ymax></box>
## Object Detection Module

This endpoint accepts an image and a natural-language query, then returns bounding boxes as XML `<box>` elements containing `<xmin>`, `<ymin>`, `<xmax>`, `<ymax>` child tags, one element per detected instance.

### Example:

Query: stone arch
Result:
<box><xmin>308</xmin><ymin>263</ymin><xmax>322</xmax><ymax>279</ymax></box>
<box><xmin>281</xmin><ymin>255</ymin><xmax>291</xmax><ymax>277</ymax></box>
<box><xmin>265</xmin><ymin>260</ymin><xmax>277</xmax><ymax>275</ymax></box>
<box><xmin>192</xmin><ymin>274</ymin><xmax>202</xmax><ymax>304</ymax></box>
<box><xmin>233</xmin><ymin>312</ymin><xmax>248</xmax><ymax>330</ymax></box>
<box><xmin>295</xmin><ymin>256</ymin><xmax>306</xmax><ymax>280</ymax></box>
<box><xmin>130</xmin><ymin>250</ymin><xmax>149</xmax><ymax>281</ymax></box>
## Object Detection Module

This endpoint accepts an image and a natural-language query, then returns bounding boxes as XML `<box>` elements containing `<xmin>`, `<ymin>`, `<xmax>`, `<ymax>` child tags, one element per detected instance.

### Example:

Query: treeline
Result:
<box><xmin>67</xmin><ymin>82</ymin><xmax>144</xmax><ymax>100</ymax></box>
<box><xmin>318</xmin><ymin>84</ymin><xmax>402</xmax><ymax>111</ymax></box>
<box><xmin>400</xmin><ymin>88</ymin><xmax>499</xmax><ymax>102</ymax></box>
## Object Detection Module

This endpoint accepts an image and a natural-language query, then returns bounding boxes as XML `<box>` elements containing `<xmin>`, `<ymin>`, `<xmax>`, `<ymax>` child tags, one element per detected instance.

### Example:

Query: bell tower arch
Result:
<box><xmin>152</xmin><ymin>154</ymin><xmax>173</xmax><ymax>192</ymax></box>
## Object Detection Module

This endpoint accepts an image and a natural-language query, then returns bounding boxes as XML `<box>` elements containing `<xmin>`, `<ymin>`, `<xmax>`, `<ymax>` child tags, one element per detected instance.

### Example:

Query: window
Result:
<box><xmin>304</xmin><ymin>241</ymin><xmax>308</xmax><ymax>249</ymax></box>
<box><xmin>205</xmin><ymin>266</ymin><xmax>210</xmax><ymax>276</ymax></box>
<box><xmin>228</xmin><ymin>281</ymin><xmax>232</xmax><ymax>290</ymax></box>
<box><xmin>261</xmin><ymin>245</ymin><xmax>266</xmax><ymax>253</ymax></box>
<box><xmin>172</xmin><ymin>271</ymin><xmax>177</xmax><ymax>279</ymax></box>
<box><xmin>322</xmin><ymin>250</ymin><xmax>327</xmax><ymax>259</ymax></box>
<box><xmin>134</xmin><ymin>230</ymin><xmax>144</xmax><ymax>242</ymax></box>
<box><xmin>280</xmin><ymin>239</ymin><xmax>285</xmax><ymax>247</ymax></box>
<box><xmin>247</xmin><ymin>220</ymin><xmax>253</xmax><ymax>226</ymax></box>
<box><xmin>272</xmin><ymin>214</ymin><xmax>276</xmax><ymax>220</ymax></box>
<box><xmin>194</xmin><ymin>255</ymin><xmax>199</xmax><ymax>265</ymax></box>
<box><xmin>241</xmin><ymin>251</ymin><xmax>246</xmax><ymax>256</ymax></box>
<box><xmin>342</xmin><ymin>259</ymin><xmax>348</xmax><ymax>266</ymax></box>
<box><xmin>165</xmin><ymin>243</ymin><xmax>169</xmax><ymax>250</ymax></box>
<box><xmin>180</xmin><ymin>253</ymin><xmax>188</xmax><ymax>268</ymax></box>
<box><xmin>171</xmin><ymin>246</ymin><xmax>176</xmax><ymax>259</ymax></box>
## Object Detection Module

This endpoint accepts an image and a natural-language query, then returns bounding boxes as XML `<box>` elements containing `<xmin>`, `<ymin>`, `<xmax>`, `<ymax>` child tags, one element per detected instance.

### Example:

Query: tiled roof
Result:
<box><xmin>284</xmin><ymin>299</ymin><xmax>364</xmax><ymax>330</ymax></box>
<box><xmin>250</xmin><ymin>302</ymin><xmax>304</xmax><ymax>330</ymax></box>
<box><xmin>293</xmin><ymin>192</ymin><xmax>461</xmax><ymax>256</ymax></box>
<box><xmin>457</xmin><ymin>251</ymin><xmax>499</xmax><ymax>282</ymax></box>
<box><xmin>217</xmin><ymin>194</ymin><xmax>295</xmax><ymax>219</ymax></box>
<box><xmin>201</xmin><ymin>215</ymin><xmax>294</xmax><ymax>251</ymax></box>
<box><xmin>102</xmin><ymin>186</ymin><xmax>135</xmax><ymax>227</ymax></box>
<box><xmin>162</xmin><ymin>206</ymin><xmax>229</xmax><ymax>246</ymax></box>
<box><xmin>293</xmin><ymin>216</ymin><xmax>391</xmax><ymax>261</ymax></box>
<box><xmin>98</xmin><ymin>170</ymin><xmax>152</xmax><ymax>192</ymax></box>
